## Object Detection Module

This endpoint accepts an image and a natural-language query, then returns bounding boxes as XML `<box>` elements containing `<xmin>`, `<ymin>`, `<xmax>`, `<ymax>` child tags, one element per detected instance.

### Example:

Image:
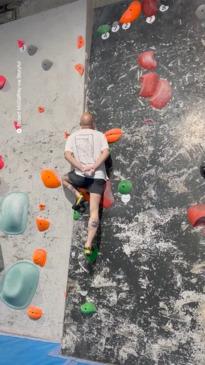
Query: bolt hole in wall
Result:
<box><xmin>61</xmin><ymin>1</ymin><xmax>205</xmax><ymax>365</ymax></box>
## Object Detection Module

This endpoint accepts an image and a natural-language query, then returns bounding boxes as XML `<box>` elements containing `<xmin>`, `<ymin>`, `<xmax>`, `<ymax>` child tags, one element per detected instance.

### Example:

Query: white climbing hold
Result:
<box><xmin>159</xmin><ymin>5</ymin><xmax>169</xmax><ymax>13</ymax></box>
<box><xmin>122</xmin><ymin>22</ymin><xmax>131</xmax><ymax>30</ymax></box>
<box><xmin>146</xmin><ymin>15</ymin><xmax>156</xmax><ymax>24</ymax></box>
<box><xmin>121</xmin><ymin>194</ymin><xmax>131</xmax><ymax>204</ymax></box>
<box><xmin>101</xmin><ymin>32</ymin><xmax>110</xmax><ymax>40</ymax></box>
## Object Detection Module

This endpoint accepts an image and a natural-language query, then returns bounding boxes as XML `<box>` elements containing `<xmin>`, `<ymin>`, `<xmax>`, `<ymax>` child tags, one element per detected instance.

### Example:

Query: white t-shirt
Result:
<box><xmin>65</xmin><ymin>128</ymin><xmax>109</xmax><ymax>180</ymax></box>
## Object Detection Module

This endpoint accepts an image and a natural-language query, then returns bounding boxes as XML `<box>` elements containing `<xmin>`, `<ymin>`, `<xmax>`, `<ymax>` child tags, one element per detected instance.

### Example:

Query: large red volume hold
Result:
<box><xmin>139</xmin><ymin>72</ymin><xmax>159</xmax><ymax>98</ymax></box>
<box><xmin>137</xmin><ymin>50</ymin><xmax>157</xmax><ymax>70</ymax></box>
<box><xmin>150</xmin><ymin>79</ymin><xmax>172</xmax><ymax>109</ymax></box>
<box><xmin>142</xmin><ymin>0</ymin><xmax>158</xmax><ymax>17</ymax></box>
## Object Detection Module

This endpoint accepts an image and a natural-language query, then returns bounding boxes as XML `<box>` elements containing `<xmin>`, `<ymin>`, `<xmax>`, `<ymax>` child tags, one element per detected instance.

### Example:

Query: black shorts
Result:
<box><xmin>68</xmin><ymin>170</ymin><xmax>106</xmax><ymax>195</ymax></box>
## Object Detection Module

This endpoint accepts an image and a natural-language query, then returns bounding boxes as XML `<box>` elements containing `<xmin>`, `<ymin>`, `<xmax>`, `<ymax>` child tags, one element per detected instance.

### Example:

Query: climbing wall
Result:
<box><xmin>62</xmin><ymin>1</ymin><xmax>205</xmax><ymax>364</ymax></box>
<box><xmin>0</xmin><ymin>0</ymin><xmax>92</xmax><ymax>341</ymax></box>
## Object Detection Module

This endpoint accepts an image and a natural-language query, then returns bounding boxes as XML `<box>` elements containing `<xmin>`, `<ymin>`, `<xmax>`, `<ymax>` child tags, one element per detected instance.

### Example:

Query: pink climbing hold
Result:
<box><xmin>142</xmin><ymin>0</ymin><xmax>158</xmax><ymax>17</ymax></box>
<box><xmin>0</xmin><ymin>156</ymin><xmax>5</xmax><ymax>170</ymax></box>
<box><xmin>139</xmin><ymin>72</ymin><xmax>159</xmax><ymax>98</ymax></box>
<box><xmin>150</xmin><ymin>79</ymin><xmax>172</xmax><ymax>109</ymax></box>
<box><xmin>0</xmin><ymin>75</ymin><xmax>6</xmax><ymax>89</ymax></box>
<box><xmin>17</xmin><ymin>39</ymin><xmax>25</xmax><ymax>49</ymax></box>
<box><xmin>137</xmin><ymin>50</ymin><xmax>157</xmax><ymax>70</ymax></box>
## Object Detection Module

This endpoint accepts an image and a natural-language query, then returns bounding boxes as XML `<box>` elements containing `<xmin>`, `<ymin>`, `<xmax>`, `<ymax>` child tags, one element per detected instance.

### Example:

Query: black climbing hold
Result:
<box><xmin>200</xmin><ymin>162</ymin><xmax>205</xmax><ymax>178</ymax></box>
<box><xmin>41</xmin><ymin>59</ymin><xmax>53</xmax><ymax>71</ymax></box>
<box><xmin>27</xmin><ymin>45</ymin><xmax>38</xmax><ymax>56</ymax></box>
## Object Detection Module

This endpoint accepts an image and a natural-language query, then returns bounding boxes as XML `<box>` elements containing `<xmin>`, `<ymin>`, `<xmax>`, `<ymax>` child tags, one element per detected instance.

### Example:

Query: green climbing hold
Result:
<box><xmin>85</xmin><ymin>247</ymin><xmax>99</xmax><ymax>264</ymax></box>
<box><xmin>118</xmin><ymin>180</ymin><xmax>133</xmax><ymax>195</ymax></box>
<box><xmin>96</xmin><ymin>24</ymin><xmax>111</xmax><ymax>36</ymax></box>
<box><xmin>80</xmin><ymin>302</ymin><xmax>96</xmax><ymax>315</ymax></box>
<box><xmin>73</xmin><ymin>210</ymin><xmax>80</xmax><ymax>221</ymax></box>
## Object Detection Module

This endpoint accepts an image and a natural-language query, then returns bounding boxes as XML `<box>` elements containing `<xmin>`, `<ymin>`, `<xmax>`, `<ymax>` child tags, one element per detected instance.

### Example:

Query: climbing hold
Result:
<box><xmin>13</xmin><ymin>121</ymin><xmax>22</xmax><ymax>133</ymax></box>
<box><xmin>122</xmin><ymin>22</ymin><xmax>131</xmax><ymax>30</ymax></box>
<box><xmin>146</xmin><ymin>15</ymin><xmax>156</xmax><ymax>23</ymax></box>
<box><xmin>41</xmin><ymin>59</ymin><xmax>53</xmax><ymax>71</ymax></box>
<box><xmin>137</xmin><ymin>50</ymin><xmax>157</xmax><ymax>70</ymax></box>
<box><xmin>111</xmin><ymin>21</ymin><xmax>120</xmax><ymax>32</ymax></box>
<box><xmin>17</xmin><ymin>39</ymin><xmax>26</xmax><ymax>51</ymax></box>
<box><xmin>32</xmin><ymin>248</ymin><xmax>47</xmax><ymax>267</ymax></box>
<box><xmin>101</xmin><ymin>32</ymin><xmax>110</xmax><ymax>40</ymax></box>
<box><xmin>36</xmin><ymin>217</ymin><xmax>50</xmax><ymax>232</ymax></box>
<box><xmin>0</xmin><ymin>156</ymin><xmax>5</xmax><ymax>170</ymax></box>
<box><xmin>38</xmin><ymin>106</ymin><xmax>45</xmax><ymax>113</ymax></box>
<box><xmin>119</xmin><ymin>1</ymin><xmax>142</xmax><ymax>24</ymax></box>
<box><xmin>159</xmin><ymin>4</ymin><xmax>169</xmax><ymax>12</ymax></box>
<box><xmin>195</xmin><ymin>5</ymin><xmax>205</xmax><ymax>20</ymax></box>
<box><xmin>0</xmin><ymin>260</ymin><xmax>39</xmax><ymax>310</ymax></box>
<box><xmin>74</xmin><ymin>64</ymin><xmax>84</xmax><ymax>76</ymax></box>
<box><xmin>73</xmin><ymin>210</ymin><xmax>81</xmax><ymax>221</ymax></box>
<box><xmin>40</xmin><ymin>169</ymin><xmax>61</xmax><ymax>188</ymax></box>
<box><xmin>200</xmin><ymin>162</ymin><xmax>205</xmax><ymax>178</ymax></box>
<box><xmin>150</xmin><ymin>79</ymin><xmax>172</xmax><ymax>109</ymax></box>
<box><xmin>118</xmin><ymin>180</ymin><xmax>133</xmax><ymax>194</ymax></box>
<box><xmin>104</xmin><ymin>128</ymin><xmax>123</xmax><ymax>143</ymax></box>
<box><xmin>102</xmin><ymin>180</ymin><xmax>114</xmax><ymax>208</ymax></box>
<box><xmin>77</xmin><ymin>35</ymin><xmax>85</xmax><ymax>49</ymax></box>
<box><xmin>139</xmin><ymin>72</ymin><xmax>159</xmax><ymax>98</ymax></box>
<box><xmin>121</xmin><ymin>194</ymin><xmax>131</xmax><ymax>204</ymax></box>
<box><xmin>0</xmin><ymin>192</ymin><xmax>29</xmax><ymax>235</ymax></box>
<box><xmin>27</xmin><ymin>305</ymin><xmax>43</xmax><ymax>320</ymax></box>
<box><xmin>97</xmin><ymin>24</ymin><xmax>111</xmax><ymax>36</ymax></box>
<box><xmin>80</xmin><ymin>302</ymin><xmax>96</xmax><ymax>315</ymax></box>
<box><xmin>27</xmin><ymin>45</ymin><xmax>38</xmax><ymax>56</ymax></box>
<box><xmin>39</xmin><ymin>203</ymin><xmax>46</xmax><ymax>211</ymax></box>
<box><xmin>85</xmin><ymin>247</ymin><xmax>99</xmax><ymax>264</ymax></box>
<box><xmin>0</xmin><ymin>75</ymin><xmax>6</xmax><ymax>89</ymax></box>
<box><xmin>64</xmin><ymin>131</ymin><xmax>70</xmax><ymax>139</ymax></box>
<box><xmin>142</xmin><ymin>0</ymin><xmax>158</xmax><ymax>17</ymax></box>
<box><xmin>187</xmin><ymin>205</ymin><xmax>205</xmax><ymax>227</ymax></box>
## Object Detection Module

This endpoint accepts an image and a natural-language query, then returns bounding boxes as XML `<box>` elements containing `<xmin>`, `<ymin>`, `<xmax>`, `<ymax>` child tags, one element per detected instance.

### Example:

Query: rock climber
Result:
<box><xmin>62</xmin><ymin>112</ymin><xmax>110</xmax><ymax>256</ymax></box>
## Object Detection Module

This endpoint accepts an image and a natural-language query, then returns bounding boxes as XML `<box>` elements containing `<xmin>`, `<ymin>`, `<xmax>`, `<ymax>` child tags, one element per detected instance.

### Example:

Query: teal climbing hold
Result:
<box><xmin>73</xmin><ymin>210</ymin><xmax>81</xmax><ymax>221</ymax></box>
<box><xmin>118</xmin><ymin>180</ymin><xmax>133</xmax><ymax>194</ymax></box>
<box><xmin>80</xmin><ymin>302</ymin><xmax>96</xmax><ymax>315</ymax></box>
<box><xmin>0</xmin><ymin>192</ymin><xmax>29</xmax><ymax>235</ymax></box>
<box><xmin>85</xmin><ymin>247</ymin><xmax>99</xmax><ymax>264</ymax></box>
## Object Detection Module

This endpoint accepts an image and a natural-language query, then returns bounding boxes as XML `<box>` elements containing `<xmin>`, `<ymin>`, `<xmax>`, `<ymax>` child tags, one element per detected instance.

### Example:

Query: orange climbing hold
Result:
<box><xmin>187</xmin><ymin>204</ymin><xmax>205</xmax><ymax>227</ymax></box>
<box><xmin>104</xmin><ymin>128</ymin><xmax>123</xmax><ymax>144</ymax></box>
<box><xmin>27</xmin><ymin>306</ymin><xmax>43</xmax><ymax>320</ymax></box>
<box><xmin>36</xmin><ymin>217</ymin><xmax>50</xmax><ymax>232</ymax></box>
<box><xmin>75</xmin><ymin>64</ymin><xmax>84</xmax><ymax>76</ymax></box>
<box><xmin>38</xmin><ymin>106</ymin><xmax>45</xmax><ymax>113</ymax></box>
<box><xmin>77</xmin><ymin>35</ymin><xmax>85</xmax><ymax>49</ymax></box>
<box><xmin>119</xmin><ymin>1</ymin><xmax>142</xmax><ymax>24</ymax></box>
<box><xmin>39</xmin><ymin>203</ymin><xmax>46</xmax><ymax>211</ymax></box>
<box><xmin>40</xmin><ymin>169</ymin><xmax>61</xmax><ymax>188</ymax></box>
<box><xmin>33</xmin><ymin>248</ymin><xmax>47</xmax><ymax>267</ymax></box>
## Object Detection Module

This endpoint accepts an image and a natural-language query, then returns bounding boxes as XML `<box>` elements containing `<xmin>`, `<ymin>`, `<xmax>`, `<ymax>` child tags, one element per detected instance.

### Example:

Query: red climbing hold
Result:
<box><xmin>75</xmin><ymin>64</ymin><xmax>84</xmax><ymax>76</ymax></box>
<box><xmin>142</xmin><ymin>0</ymin><xmax>158</xmax><ymax>17</ymax></box>
<box><xmin>137</xmin><ymin>50</ymin><xmax>157</xmax><ymax>70</ymax></box>
<box><xmin>187</xmin><ymin>204</ymin><xmax>205</xmax><ymax>227</ymax></box>
<box><xmin>77</xmin><ymin>35</ymin><xmax>85</xmax><ymax>49</ymax></box>
<box><xmin>139</xmin><ymin>72</ymin><xmax>159</xmax><ymax>98</ymax></box>
<box><xmin>0</xmin><ymin>156</ymin><xmax>5</xmax><ymax>170</ymax></box>
<box><xmin>0</xmin><ymin>75</ymin><xmax>6</xmax><ymax>89</ymax></box>
<box><xmin>38</xmin><ymin>106</ymin><xmax>45</xmax><ymax>113</ymax></box>
<box><xmin>150</xmin><ymin>79</ymin><xmax>172</xmax><ymax>109</ymax></box>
